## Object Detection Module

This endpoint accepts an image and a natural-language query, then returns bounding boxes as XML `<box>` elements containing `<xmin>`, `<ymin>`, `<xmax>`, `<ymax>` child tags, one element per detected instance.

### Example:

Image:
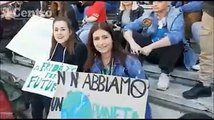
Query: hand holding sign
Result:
<box><xmin>22</xmin><ymin>60</ymin><xmax>78</xmax><ymax>98</ymax></box>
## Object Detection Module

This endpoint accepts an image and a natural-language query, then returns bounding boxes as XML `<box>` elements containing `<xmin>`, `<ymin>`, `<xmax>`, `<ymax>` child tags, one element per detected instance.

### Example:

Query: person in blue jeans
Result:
<box><xmin>171</xmin><ymin>1</ymin><xmax>203</xmax><ymax>71</ymax></box>
<box><xmin>83</xmin><ymin>22</ymin><xmax>152</xmax><ymax>119</ymax></box>
<box><xmin>171</xmin><ymin>1</ymin><xmax>203</xmax><ymax>43</ymax></box>
<box><xmin>105</xmin><ymin>1</ymin><xmax>120</xmax><ymax>13</ymax></box>
<box><xmin>171</xmin><ymin>1</ymin><xmax>203</xmax><ymax>12</ymax></box>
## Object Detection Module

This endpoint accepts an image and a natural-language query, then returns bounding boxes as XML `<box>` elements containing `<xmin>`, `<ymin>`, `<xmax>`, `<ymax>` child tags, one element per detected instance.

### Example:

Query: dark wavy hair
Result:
<box><xmin>50</xmin><ymin>1</ymin><xmax>68</xmax><ymax>18</ymax></box>
<box><xmin>49</xmin><ymin>17</ymin><xmax>77</xmax><ymax>59</ymax></box>
<box><xmin>83</xmin><ymin>22</ymin><xmax>127</xmax><ymax>71</ymax></box>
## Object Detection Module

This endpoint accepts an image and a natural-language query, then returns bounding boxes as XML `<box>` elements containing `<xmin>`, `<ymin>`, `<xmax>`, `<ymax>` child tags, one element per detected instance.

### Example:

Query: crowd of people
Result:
<box><xmin>0</xmin><ymin>1</ymin><xmax>213</xmax><ymax>119</ymax></box>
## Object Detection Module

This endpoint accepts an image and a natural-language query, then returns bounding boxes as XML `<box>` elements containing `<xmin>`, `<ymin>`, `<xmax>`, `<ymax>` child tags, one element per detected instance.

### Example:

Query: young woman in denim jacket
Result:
<box><xmin>84</xmin><ymin>22</ymin><xmax>151</xmax><ymax>119</ymax></box>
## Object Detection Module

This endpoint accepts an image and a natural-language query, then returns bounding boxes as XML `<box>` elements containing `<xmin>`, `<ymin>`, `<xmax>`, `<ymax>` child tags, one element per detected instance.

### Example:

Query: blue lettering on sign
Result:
<box><xmin>93</xmin><ymin>104</ymin><xmax>139</xmax><ymax>118</ymax></box>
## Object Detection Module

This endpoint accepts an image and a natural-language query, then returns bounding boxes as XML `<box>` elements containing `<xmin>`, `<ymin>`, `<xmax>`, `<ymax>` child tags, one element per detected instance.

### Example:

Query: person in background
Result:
<box><xmin>76</xmin><ymin>1</ymin><xmax>106</xmax><ymax>45</ymax></box>
<box><xmin>172</xmin><ymin>1</ymin><xmax>203</xmax><ymax>40</ymax></box>
<box><xmin>122</xmin><ymin>1</ymin><xmax>188</xmax><ymax>91</ymax></box>
<box><xmin>112</xmin><ymin>1</ymin><xmax>144</xmax><ymax>49</ymax></box>
<box><xmin>83</xmin><ymin>22</ymin><xmax>152</xmax><ymax>119</ymax></box>
<box><xmin>69</xmin><ymin>1</ymin><xmax>85</xmax><ymax>22</ymax></box>
<box><xmin>0</xmin><ymin>2</ymin><xmax>14</xmax><ymax>64</ymax></box>
<box><xmin>114</xmin><ymin>1</ymin><xmax>144</xmax><ymax>29</ymax></box>
<box><xmin>138</xmin><ymin>1</ymin><xmax>153</xmax><ymax>5</ymax></box>
<box><xmin>49</xmin><ymin>1</ymin><xmax>79</xmax><ymax>32</ymax></box>
<box><xmin>171</xmin><ymin>1</ymin><xmax>203</xmax><ymax>71</ymax></box>
<box><xmin>105</xmin><ymin>1</ymin><xmax>120</xmax><ymax>13</ymax></box>
<box><xmin>30</xmin><ymin>17</ymin><xmax>87</xmax><ymax>118</ymax></box>
<box><xmin>0</xmin><ymin>8</ymin><xmax>2</xmax><ymax>39</ymax></box>
<box><xmin>0</xmin><ymin>1</ymin><xmax>41</xmax><ymax>62</ymax></box>
<box><xmin>183</xmin><ymin>1</ymin><xmax>214</xmax><ymax>99</ymax></box>
<box><xmin>0</xmin><ymin>82</ymin><xmax>15</xmax><ymax>119</ymax></box>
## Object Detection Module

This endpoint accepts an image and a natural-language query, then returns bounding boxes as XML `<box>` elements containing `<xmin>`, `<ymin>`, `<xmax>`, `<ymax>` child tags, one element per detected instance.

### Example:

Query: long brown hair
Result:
<box><xmin>50</xmin><ymin>1</ymin><xmax>68</xmax><ymax>18</ymax></box>
<box><xmin>49</xmin><ymin>17</ymin><xmax>77</xmax><ymax>59</ymax></box>
<box><xmin>84</xmin><ymin>22</ymin><xmax>127</xmax><ymax>71</ymax></box>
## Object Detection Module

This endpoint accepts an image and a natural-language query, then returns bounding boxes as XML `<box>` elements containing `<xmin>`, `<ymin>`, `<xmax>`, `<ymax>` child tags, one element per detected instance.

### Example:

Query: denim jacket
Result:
<box><xmin>91</xmin><ymin>55</ymin><xmax>146</xmax><ymax>79</ymax></box>
<box><xmin>123</xmin><ymin>7</ymin><xmax>197</xmax><ymax>70</ymax></box>
<box><xmin>90</xmin><ymin>55</ymin><xmax>152</xmax><ymax>119</ymax></box>
<box><xmin>171</xmin><ymin>1</ymin><xmax>203</xmax><ymax>12</ymax></box>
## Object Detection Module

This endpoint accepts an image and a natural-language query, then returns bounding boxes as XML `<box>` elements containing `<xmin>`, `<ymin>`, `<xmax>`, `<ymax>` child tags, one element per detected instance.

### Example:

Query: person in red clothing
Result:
<box><xmin>76</xmin><ymin>1</ymin><xmax>107</xmax><ymax>45</ymax></box>
<box><xmin>0</xmin><ymin>86</ymin><xmax>15</xmax><ymax>119</ymax></box>
<box><xmin>83</xmin><ymin>1</ymin><xmax>106</xmax><ymax>23</ymax></box>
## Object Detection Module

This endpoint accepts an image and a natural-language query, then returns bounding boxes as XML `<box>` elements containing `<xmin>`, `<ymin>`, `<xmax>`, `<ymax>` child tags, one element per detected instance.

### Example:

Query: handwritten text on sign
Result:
<box><xmin>48</xmin><ymin>72</ymin><xmax>149</xmax><ymax>118</ymax></box>
<box><xmin>22</xmin><ymin>60</ymin><xmax>78</xmax><ymax>98</ymax></box>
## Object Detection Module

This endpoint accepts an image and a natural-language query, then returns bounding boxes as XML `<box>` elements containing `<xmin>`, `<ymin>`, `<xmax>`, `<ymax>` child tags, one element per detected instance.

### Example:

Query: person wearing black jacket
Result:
<box><xmin>112</xmin><ymin>1</ymin><xmax>144</xmax><ymax>49</ymax></box>
<box><xmin>30</xmin><ymin>17</ymin><xmax>87</xmax><ymax>119</ymax></box>
<box><xmin>0</xmin><ymin>1</ymin><xmax>41</xmax><ymax>61</ymax></box>
<box><xmin>183</xmin><ymin>2</ymin><xmax>214</xmax><ymax>99</ymax></box>
<box><xmin>114</xmin><ymin>1</ymin><xmax>144</xmax><ymax>29</ymax></box>
<box><xmin>68</xmin><ymin>1</ymin><xmax>85</xmax><ymax>21</ymax></box>
<box><xmin>49</xmin><ymin>18</ymin><xmax>87</xmax><ymax>72</ymax></box>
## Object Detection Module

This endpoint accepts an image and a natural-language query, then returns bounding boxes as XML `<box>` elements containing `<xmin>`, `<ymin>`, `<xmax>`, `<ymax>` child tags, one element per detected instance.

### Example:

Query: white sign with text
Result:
<box><xmin>22</xmin><ymin>60</ymin><xmax>78</xmax><ymax>98</ymax></box>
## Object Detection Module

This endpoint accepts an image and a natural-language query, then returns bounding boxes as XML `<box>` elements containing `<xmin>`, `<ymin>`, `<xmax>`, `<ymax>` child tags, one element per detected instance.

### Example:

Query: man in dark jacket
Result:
<box><xmin>0</xmin><ymin>1</ymin><xmax>41</xmax><ymax>61</ymax></box>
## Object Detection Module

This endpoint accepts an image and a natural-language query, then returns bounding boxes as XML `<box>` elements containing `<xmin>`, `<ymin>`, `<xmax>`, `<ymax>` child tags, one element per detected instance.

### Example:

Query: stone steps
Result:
<box><xmin>144</xmin><ymin>62</ymin><xmax>214</xmax><ymax>117</ymax></box>
<box><xmin>144</xmin><ymin>61</ymin><xmax>214</xmax><ymax>88</ymax></box>
<box><xmin>149</xmin><ymin>77</ymin><xmax>213</xmax><ymax>112</ymax></box>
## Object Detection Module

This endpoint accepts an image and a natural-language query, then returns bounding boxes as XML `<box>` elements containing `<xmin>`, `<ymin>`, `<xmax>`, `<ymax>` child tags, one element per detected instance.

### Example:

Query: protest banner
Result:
<box><xmin>6</xmin><ymin>15</ymin><xmax>53</xmax><ymax>61</ymax></box>
<box><xmin>22</xmin><ymin>60</ymin><xmax>78</xmax><ymax>98</ymax></box>
<box><xmin>48</xmin><ymin>72</ymin><xmax>149</xmax><ymax>118</ymax></box>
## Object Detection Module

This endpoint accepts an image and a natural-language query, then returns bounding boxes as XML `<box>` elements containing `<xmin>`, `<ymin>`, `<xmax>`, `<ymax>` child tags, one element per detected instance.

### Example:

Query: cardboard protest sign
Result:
<box><xmin>22</xmin><ymin>60</ymin><xmax>78</xmax><ymax>98</ymax></box>
<box><xmin>6</xmin><ymin>15</ymin><xmax>53</xmax><ymax>61</ymax></box>
<box><xmin>48</xmin><ymin>72</ymin><xmax>149</xmax><ymax>118</ymax></box>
